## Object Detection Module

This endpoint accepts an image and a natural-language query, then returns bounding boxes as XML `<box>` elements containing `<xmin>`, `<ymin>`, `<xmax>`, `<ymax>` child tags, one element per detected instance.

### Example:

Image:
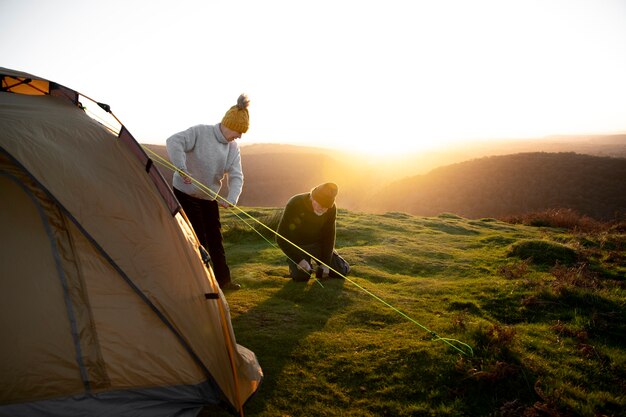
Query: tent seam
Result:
<box><xmin>0</xmin><ymin>170</ymin><xmax>91</xmax><ymax>392</ymax></box>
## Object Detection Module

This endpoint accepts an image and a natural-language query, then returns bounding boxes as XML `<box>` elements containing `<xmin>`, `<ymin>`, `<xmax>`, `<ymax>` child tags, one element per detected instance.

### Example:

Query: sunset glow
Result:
<box><xmin>1</xmin><ymin>0</ymin><xmax>625</xmax><ymax>156</ymax></box>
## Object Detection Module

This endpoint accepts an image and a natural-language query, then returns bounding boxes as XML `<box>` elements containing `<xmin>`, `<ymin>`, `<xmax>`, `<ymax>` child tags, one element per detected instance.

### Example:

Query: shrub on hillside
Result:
<box><xmin>507</xmin><ymin>240</ymin><xmax>579</xmax><ymax>266</ymax></box>
<box><xmin>438</xmin><ymin>213</ymin><xmax>463</xmax><ymax>220</ymax></box>
<box><xmin>502</xmin><ymin>208</ymin><xmax>603</xmax><ymax>232</ymax></box>
<box><xmin>608</xmin><ymin>220</ymin><xmax>626</xmax><ymax>234</ymax></box>
<box><xmin>550</xmin><ymin>263</ymin><xmax>601</xmax><ymax>294</ymax></box>
<box><xmin>497</xmin><ymin>260</ymin><xmax>530</xmax><ymax>280</ymax></box>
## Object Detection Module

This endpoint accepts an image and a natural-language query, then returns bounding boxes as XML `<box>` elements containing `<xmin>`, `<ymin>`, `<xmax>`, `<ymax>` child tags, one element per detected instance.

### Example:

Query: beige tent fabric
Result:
<box><xmin>0</xmin><ymin>172</ymin><xmax>85</xmax><ymax>402</ymax></box>
<box><xmin>0</xmin><ymin>69</ymin><xmax>262</xmax><ymax>415</ymax></box>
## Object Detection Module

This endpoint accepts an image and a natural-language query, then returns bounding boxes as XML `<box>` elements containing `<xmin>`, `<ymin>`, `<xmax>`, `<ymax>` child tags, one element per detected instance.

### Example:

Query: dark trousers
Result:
<box><xmin>288</xmin><ymin>243</ymin><xmax>350</xmax><ymax>282</ymax></box>
<box><xmin>174</xmin><ymin>188</ymin><xmax>231</xmax><ymax>286</ymax></box>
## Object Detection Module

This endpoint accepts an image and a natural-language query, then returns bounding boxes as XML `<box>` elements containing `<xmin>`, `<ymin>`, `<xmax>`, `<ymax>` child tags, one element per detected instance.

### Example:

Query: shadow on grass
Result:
<box><xmin>468</xmin><ymin>219</ymin><xmax>518</xmax><ymax>232</ymax></box>
<box><xmin>481</xmin><ymin>287</ymin><xmax>626</xmax><ymax>347</ymax></box>
<box><xmin>527</xmin><ymin>289</ymin><xmax>626</xmax><ymax>346</ymax></box>
<box><xmin>227</xmin><ymin>278</ymin><xmax>347</xmax><ymax>415</ymax></box>
<box><xmin>426</xmin><ymin>221</ymin><xmax>481</xmax><ymax>236</ymax></box>
<box><xmin>454</xmin><ymin>324</ymin><xmax>540</xmax><ymax>416</ymax></box>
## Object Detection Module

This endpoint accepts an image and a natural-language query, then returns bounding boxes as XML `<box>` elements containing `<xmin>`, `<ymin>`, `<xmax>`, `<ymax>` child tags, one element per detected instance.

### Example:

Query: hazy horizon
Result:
<box><xmin>2</xmin><ymin>0</ymin><xmax>626</xmax><ymax>157</ymax></box>
<box><xmin>144</xmin><ymin>134</ymin><xmax>626</xmax><ymax>201</ymax></box>
<box><xmin>146</xmin><ymin>132</ymin><xmax>626</xmax><ymax>164</ymax></box>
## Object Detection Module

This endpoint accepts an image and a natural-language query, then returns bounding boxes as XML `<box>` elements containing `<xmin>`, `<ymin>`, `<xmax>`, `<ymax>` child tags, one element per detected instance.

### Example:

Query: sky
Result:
<box><xmin>2</xmin><ymin>0</ymin><xmax>626</xmax><ymax>155</ymax></box>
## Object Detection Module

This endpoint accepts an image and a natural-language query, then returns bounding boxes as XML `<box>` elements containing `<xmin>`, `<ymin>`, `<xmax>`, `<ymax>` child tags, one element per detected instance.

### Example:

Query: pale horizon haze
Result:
<box><xmin>2</xmin><ymin>0</ymin><xmax>626</xmax><ymax>155</ymax></box>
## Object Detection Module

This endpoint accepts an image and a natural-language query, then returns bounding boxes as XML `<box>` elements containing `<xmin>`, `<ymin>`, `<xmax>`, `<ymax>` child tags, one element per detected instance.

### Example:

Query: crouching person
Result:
<box><xmin>276</xmin><ymin>182</ymin><xmax>350</xmax><ymax>281</ymax></box>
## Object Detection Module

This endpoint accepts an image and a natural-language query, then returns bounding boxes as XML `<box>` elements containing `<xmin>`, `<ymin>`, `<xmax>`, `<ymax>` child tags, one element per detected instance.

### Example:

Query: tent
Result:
<box><xmin>0</xmin><ymin>67</ymin><xmax>262</xmax><ymax>417</ymax></box>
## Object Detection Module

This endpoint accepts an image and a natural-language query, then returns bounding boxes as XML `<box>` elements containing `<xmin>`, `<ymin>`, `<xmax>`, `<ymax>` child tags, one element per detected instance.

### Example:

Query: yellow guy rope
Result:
<box><xmin>143</xmin><ymin>145</ymin><xmax>474</xmax><ymax>357</ymax></box>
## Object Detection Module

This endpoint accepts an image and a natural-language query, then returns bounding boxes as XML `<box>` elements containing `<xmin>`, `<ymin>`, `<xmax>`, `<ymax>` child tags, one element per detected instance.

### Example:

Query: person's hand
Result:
<box><xmin>218</xmin><ymin>200</ymin><xmax>232</xmax><ymax>208</ymax></box>
<box><xmin>297</xmin><ymin>259</ymin><xmax>312</xmax><ymax>273</ymax></box>
<box><xmin>321</xmin><ymin>265</ymin><xmax>330</xmax><ymax>278</ymax></box>
<box><xmin>180</xmin><ymin>171</ymin><xmax>192</xmax><ymax>184</ymax></box>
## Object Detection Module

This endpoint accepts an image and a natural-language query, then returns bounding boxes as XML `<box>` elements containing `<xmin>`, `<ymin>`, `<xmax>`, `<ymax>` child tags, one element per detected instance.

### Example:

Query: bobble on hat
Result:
<box><xmin>221</xmin><ymin>94</ymin><xmax>250</xmax><ymax>133</ymax></box>
<box><xmin>311</xmin><ymin>183</ymin><xmax>338</xmax><ymax>208</ymax></box>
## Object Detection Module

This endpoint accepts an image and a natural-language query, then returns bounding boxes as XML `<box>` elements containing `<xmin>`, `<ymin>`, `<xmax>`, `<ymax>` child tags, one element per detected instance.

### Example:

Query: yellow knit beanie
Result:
<box><xmin>221</xmin><ymin>94</ymin><xmax>250</xmax><ymax>133</ymax></box>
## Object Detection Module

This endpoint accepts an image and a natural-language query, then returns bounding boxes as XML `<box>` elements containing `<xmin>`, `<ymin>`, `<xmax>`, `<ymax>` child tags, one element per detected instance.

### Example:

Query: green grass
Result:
<box><xmin>201</xmin><ymin>208</ymin><xmax>626</xmax><ymax>417</ymax></box>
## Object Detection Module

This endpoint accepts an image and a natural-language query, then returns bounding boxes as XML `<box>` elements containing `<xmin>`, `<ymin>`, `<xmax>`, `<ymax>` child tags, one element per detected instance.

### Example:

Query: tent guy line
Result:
<box><xmin>144</xmin><ymin>145</ymin><xmax>475</xmax><ymax>357</ymax></box>
<box><xmin>23</xmin><ymin>60</ymin><xmax>473</xmax><ymax>357</ymax></box>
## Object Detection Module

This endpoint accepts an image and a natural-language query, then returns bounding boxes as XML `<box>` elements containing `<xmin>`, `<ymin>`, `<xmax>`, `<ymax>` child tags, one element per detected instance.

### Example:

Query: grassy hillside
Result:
<box><xmin>201</xmin><ymin>208</ymin><xmax>626</xmax><ymax>417</ymax></box>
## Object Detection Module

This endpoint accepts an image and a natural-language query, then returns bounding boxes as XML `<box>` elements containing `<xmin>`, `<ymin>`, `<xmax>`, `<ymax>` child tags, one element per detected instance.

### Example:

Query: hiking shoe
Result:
<box><xmin>222</xmin><ymin>282</ymin><xmax>241</xmax><ymax>291</ymax></box>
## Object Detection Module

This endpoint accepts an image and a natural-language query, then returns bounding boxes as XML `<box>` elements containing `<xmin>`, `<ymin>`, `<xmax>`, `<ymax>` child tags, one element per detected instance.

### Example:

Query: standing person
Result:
<box><xmin>276</xmin><ymin>182</ymin><xmax>350</xmax><ymax>282</ymax></box>
<box><xmin>166</xmin><ymin>94</ymin><xmax>250</xmax><ymax>291</ymax></box>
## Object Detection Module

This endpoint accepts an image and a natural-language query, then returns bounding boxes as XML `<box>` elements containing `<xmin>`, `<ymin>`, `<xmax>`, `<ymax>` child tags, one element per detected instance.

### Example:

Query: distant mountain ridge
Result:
<box><xmin>370</xmin><ymin>152</ymin><xmax>626</xmax><ymax>220</ymax></box>
<box><xmin>144</xmin><ymin>141</ymin><xmax>626</xmax><ymax>220</ymax></box>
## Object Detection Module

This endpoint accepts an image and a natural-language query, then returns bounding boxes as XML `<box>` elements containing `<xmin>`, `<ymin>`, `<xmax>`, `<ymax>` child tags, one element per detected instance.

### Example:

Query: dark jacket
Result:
<box><xmin>276</xmin><ymin>192</ymin><xmax>336</xmax><ymax>265</ymax></box>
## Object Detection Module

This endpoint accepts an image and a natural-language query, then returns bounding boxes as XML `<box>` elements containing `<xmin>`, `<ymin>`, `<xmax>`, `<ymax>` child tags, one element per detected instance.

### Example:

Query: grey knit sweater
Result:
<box><xmin>166</xmin><ymin>124</ymin><xmax>243</xmax><ymax>204</ymax></box>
